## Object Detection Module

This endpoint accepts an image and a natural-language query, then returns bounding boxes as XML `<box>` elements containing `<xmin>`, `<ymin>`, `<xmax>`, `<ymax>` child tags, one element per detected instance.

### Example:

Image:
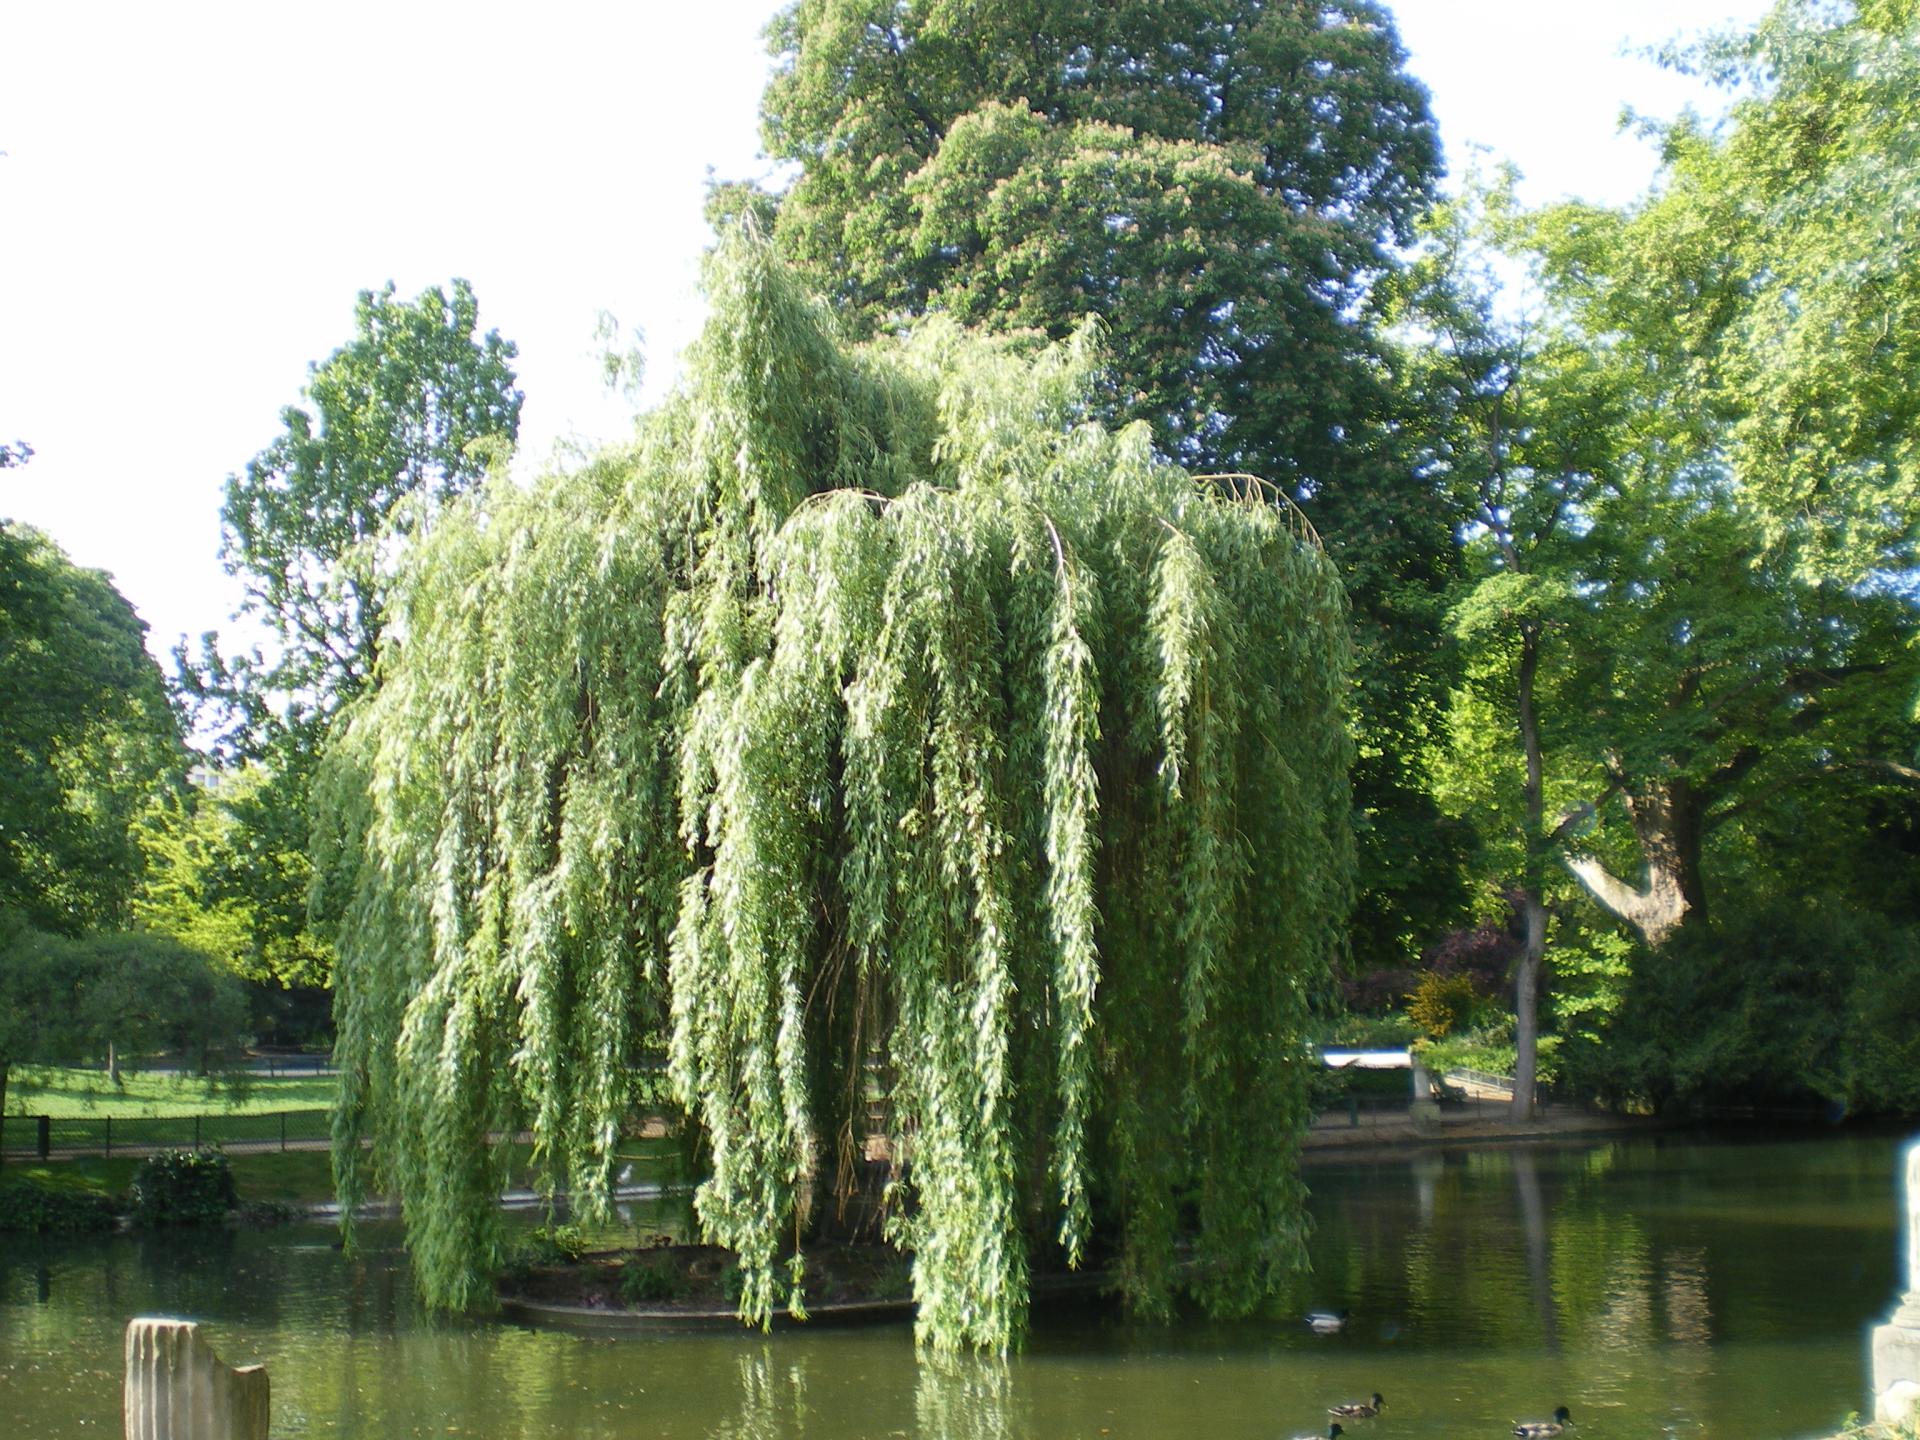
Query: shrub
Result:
<box><xmin>620</xmin><ymin>1256</ymin><xmax>689</xmax><ymax>1304</ymax></box>
<box><xmin>130</xmin><ymin>1148</ymin><xmax>236</xmax><ymax>1227</ymax></box>
<box><xmin>506</xmin><ymin>1223</ymin><xmax>586</xmax><ymax>1270</ymax></box>
<box><xmin>0</xmin><ymin>1180</ymin><xmax>118</xmax><ymax>1233</ymax></box>
<box><xmin>1408</xmin><ymin>972</ymin><xmax>1481</xmax><ymax>1038</ymax></box>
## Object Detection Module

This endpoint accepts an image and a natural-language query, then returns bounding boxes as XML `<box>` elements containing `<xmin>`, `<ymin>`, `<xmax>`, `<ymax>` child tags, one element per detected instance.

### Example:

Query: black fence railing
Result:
<box><xmin>0</xmin><ymin>1109</ymin><xmax>332</xmax><ymax>1159</ymax></box>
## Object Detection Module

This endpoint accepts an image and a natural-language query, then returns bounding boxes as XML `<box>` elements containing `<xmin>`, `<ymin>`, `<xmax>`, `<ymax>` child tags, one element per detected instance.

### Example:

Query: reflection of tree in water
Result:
<box><xmin>1648</xmin><ymin>1246</ymin><xmax>1715</xmax><ymax>1431</ymax></box>
<box><xmin>705</xmin><ymin>1347</ymin><xmax>808</xmax><ymax>1440</ymax></box>
<box><xmin>914</xmin><ymin>1356</ymin><xmax>1029</xmax><ymax>1440</ymax></box>
<box><xmin>1511</xmin><ymin>1152</ymin><xmax>1559</xmax><ymax>1353</ymax></box>
<box><xmin>693</xmin><ymin>1348</ymin><xmax>1032</xmax><ymax>1440</ymax></box>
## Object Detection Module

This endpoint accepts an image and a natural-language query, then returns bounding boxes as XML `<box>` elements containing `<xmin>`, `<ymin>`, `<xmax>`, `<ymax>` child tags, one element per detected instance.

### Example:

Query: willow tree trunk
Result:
<box><xmin>1512</xmin><ymin>624</ymin><xmax>1545</xmax><ymax>1122</ymax></box>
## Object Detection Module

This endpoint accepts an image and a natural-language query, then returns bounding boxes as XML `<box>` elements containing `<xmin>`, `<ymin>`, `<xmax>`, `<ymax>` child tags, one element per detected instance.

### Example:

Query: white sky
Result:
<box><xmin>0</xmin><ymin>1</ymin><xmax>1772</xmax><ymax>664</ymax></box>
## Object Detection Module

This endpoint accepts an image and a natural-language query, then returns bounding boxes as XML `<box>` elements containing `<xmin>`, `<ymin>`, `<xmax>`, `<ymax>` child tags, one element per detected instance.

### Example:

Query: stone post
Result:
<box><xmin>1408</xmin><ymin>1057</ymin><xmax>1441</xmax><ymax>1133</ymax></box>
<box><xmin>1874</xmin><ymin>1138</ymin><xmax>1920</xmax><ymax>1425</ymax></box>
<box><xmin>124</xmin><ymin>1317</ymin><xmax>270</xmax><ymax>1440</ymax></box>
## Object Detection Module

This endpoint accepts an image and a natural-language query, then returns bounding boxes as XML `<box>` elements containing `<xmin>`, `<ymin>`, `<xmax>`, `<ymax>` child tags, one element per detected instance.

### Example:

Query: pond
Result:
<box><xmin>0</xmin><ymin>1130</ymin><xmax>1904</xmax><ymax>1438</ymax></box>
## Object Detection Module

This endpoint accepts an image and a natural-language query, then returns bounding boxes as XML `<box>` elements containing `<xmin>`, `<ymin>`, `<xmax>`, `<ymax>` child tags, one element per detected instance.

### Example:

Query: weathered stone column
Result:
<box><xmin>124</xmin><ymin>1317</ymin><xmax>270</xmax><ymax>1440</ymax></box>
<box><xmin>1408</xmin><ymin>1057</ymin><xmax>1441</xmax><ymax>1133</ymax></box>
<box><xmin>1874</xmin><ymin>1138</ymin><xmax>1920</xmax><ymax>1425</ymax></box>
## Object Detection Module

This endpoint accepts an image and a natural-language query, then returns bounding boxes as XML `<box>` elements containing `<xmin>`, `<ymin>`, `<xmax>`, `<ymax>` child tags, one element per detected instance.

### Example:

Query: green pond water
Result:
<box><xmin>0</xmin><ymin>1130</ymin><xmax>1906</xmax><ymax>1438</ymax></box>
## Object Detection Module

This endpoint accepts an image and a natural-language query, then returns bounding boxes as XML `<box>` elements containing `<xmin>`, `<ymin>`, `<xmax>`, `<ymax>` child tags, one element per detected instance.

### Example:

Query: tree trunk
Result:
<box><xmin>0</xmin><ymin>1062</ymin><xmax>8</xmax><ymax>1170</ymax></box>
<box><xmin>1512</xmin><ymin>625</ymin><xmax>1546</xmax><ymax>1122</ymax></box>
<box><xmin>107</xmin><ymin>1040</ymin><xmax>119</xmax><ymax>1086</ymax></box>
<box><xmin>1561</xmin><ymin>776</ymin><xmax>1708</xmax><ymax>946</ymax></box>
<box><xmin>1511</xmin><ymin>889</ymin><xmax>1544</xmax><ymax>1121</ymax></box>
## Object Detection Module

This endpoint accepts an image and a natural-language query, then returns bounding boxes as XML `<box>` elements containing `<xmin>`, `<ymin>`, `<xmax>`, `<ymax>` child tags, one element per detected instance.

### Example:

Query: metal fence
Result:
<box><xmin>0</xmin><ymin>1108</ymin><xmax>332</xmax><ymax>1160</ymax></box>
<box><xmin>1447</xmin><ymin>1066</ymin><xmax>1517</xmax><ymax>1097</ymax></box>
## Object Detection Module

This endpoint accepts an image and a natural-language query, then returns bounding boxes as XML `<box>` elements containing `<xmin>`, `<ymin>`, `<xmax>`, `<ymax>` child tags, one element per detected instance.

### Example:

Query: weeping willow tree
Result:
<box><xmin>318</xmin><ymin>235</ymin><xmax>1354</xmax><ymax>1353</ymax></box>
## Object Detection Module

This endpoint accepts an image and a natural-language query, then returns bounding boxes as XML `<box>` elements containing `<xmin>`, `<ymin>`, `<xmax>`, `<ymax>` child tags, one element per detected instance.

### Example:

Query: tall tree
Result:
<box><xmin>0</xmin><ymin>919</ymin><xmax>248</xmax><ymax>1145</ymax></box>
<box><xmin>1512</xmin><ymin>0</ymin><xmax>1920</xmax><ymax>942</ymax></box>
<box><xmin>741</xmin><ymin>0</ymin><xmax>1466</xmax><ymax>967</ymax></box>
<box><xmin>1405</xmin><ymin>146</ymin><xmax>1920</xmax><ymax>1113</ymax></box>
<box><xmin>179</xmin><ymin>280</ymin><xmax>522</xmax><ymax>993</ymax></box>
<box><xmin>190</xmin><ymin>278</ymin><xmax>523</xmax><ymax>760</ymax></box>
<box><xmin>135</xmin><ymin>767</ymin><xmax>333</xmax><ymax>988</ymax></box>
<box><xmin>0</xmin><ymin>523</ymin><xmax>182</xmax><ymax>935</ymax></box>
<box><xmin>320</xmin><ymin>238</ymin><xmax>1356</xmax><ymax>1351</ymax></box>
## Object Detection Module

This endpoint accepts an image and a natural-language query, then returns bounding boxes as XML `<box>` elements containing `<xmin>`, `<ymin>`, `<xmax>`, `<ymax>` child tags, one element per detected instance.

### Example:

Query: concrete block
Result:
<box><xmin>124</xmin><ymin>1317</ymin><xmax>269</xmax><ymax>1440</ymax></box>
<box><xmin>1873</xmin><ymin>1138</ymin><xmax>1920</xmax><ymax>1426</ymax></box>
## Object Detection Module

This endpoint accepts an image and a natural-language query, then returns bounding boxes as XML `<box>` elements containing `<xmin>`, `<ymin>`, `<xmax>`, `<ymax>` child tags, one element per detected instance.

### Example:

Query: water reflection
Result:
<box><xmin>0</xmin><ymin>1132</ymin><xmax>1903</xmax><ymax>1438</ymax></box>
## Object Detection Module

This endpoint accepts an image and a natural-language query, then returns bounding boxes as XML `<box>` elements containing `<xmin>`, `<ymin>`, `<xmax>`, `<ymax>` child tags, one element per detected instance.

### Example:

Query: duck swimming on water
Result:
<box><xmin>1513</xmin><ymin>1407</ymin><xmax>1572</xmax><ymax>1438</ymax></box>
<box><xmin>1305</xmin><ymin>1309</ymin><xmax>1348</xmax><ymax>1334</ymax></box>
<box><xmin>1329</xmin><ymin>1394</ymin><xmax>1383</xmax><ymax>1419</ymax></box>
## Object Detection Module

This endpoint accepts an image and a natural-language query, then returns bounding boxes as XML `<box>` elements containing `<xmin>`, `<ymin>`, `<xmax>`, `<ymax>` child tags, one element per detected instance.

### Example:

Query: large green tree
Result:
<box><xmin>179</xmin><ymin>280</ymin><xmax>522</xmax><ymax>992</ymax></box>
<box><xmin>739</xmin><ymin>0</ymin><xmax>1465</xmax><ymax>967</ymax></box>
<box><xmin>135</xmin><ymin>766</ymin><xmax>333</xmax><ymax>988</ymax></box>
<box><xmin>195</xmin><ymin>278</ymin><xmax>523</xmax><ymax>755</ymax></box>
<box><xmin>0</xmin><ymin>523</ymin><xmax>181</xmax><ymax>935</ymax></box>
<box><xmin>0</xmin><ymin>919</ymin><xmax>248</xmax><ymax>1148</ymax></box>
<box><xmin>320</xmin><ymin>238</ymin><xmax>1356</xmax><ymax>1351</ymax></box>
<box><xmin>1404</xmin><ymin>0</ymin><xmax>1920</xmax><ymax>1102</ymax></box>
<box><xmin>1509</xmin><ymin>0</ymin><xmax>1920</xmax><ymax>948</ymax></box>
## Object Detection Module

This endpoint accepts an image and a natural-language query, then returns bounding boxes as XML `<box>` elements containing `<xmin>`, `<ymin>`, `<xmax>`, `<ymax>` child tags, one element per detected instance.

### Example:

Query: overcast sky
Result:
<box><xmin>0</xmin><ymin>1</ymin><xmax>1773</xmax><ymax>664</ymax></box>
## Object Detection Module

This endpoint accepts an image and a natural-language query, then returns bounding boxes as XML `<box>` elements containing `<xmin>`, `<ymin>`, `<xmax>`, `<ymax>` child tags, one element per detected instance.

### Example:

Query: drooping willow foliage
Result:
<box><xmin>318</xmin><ymin>235</ymin><xmax>1354</xmax><ymax>1353</ymax></box>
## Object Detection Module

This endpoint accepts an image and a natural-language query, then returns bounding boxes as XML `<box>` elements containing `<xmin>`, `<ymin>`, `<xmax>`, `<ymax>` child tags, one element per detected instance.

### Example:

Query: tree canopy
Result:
<box><xmin>0</xmin><ymin>523</ymin><xmax>181</xmax><ymax>935</ymax></box>
<box><xmin>740</xmin><ymin>0</ymin><xmax>1464</xmax><ymax>971</ymax></box>
<box><xmin>320</xmin><ymin>237</ymin><xmax>1356</xmax><ymax>1351</ymax></box>
<box><xmin>175</xmin><ymin>278</ymin><xmax>523</xmax><ymax>995</ymax></box>
<box><xmin>0</xmin><ymin>918</ymin><xmax>249</xmax><ymax>1145</ymax></box>
<box><xmin>197</xmin><ymin>276</ymin><xmax>523</xmax><ymax>757</ymax></box>
<box><xmin>1392</xmin><ymin>0</ymin><xmax>1920</xmax><ymax>1114</ymax></box>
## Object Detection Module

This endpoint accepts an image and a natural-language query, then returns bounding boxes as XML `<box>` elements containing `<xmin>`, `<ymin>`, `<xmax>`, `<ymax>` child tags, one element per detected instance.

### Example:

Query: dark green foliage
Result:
<box><xmin>0</xmin><ymin>524</ymin><xmax>182</xmax><ymax>935</ymax></box>
<box><xmin>505</xmin><ymin>1224</ymin><xmax>586</xmax><ymax>1272</ymax></box>
<box><xmin>130</xmin><ymin>1148</ymin><xmax>237</xmax><ymax>1227</ymax></box>
<box><xmin>0</xmin><ymin>923</ymin><xmax>251</xmax><ymax>1151</ymax></box>
<box><xmin>750</xmin><ymin>0</ymin><xmax>1465</xmax><ymax>966</ymax></box>
<box><xmin>0</xmin><ymin>1180</ymin><xmax>118</xmax><ymax>1233</ymax></box>
<box><xmin>1560</xmin><ymin>905</ymin><xmax>1920</xmax><ymax>1115</ymax></box>
<box><xmin>621</xmin><ymin>1256</ymin><xmax>690</xmax><ymax>1304</ymax></box>
<box><xmin>760</xmin><ymin>0</ymin><xmax>1437</xmax><ymax>482</ymax></box>
<box><xmin>322</xmin><ymin>238</ymin><xmax>1355</xmax><ymax>1351</ymax></box>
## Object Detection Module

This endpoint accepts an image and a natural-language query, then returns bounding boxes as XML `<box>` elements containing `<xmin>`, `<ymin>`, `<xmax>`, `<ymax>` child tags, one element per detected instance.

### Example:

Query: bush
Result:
<box><xmin>130</xmin><ymin>1148</ymin><xmax>236</xmax><ymax>1226</ymax></box>
<box><xmin>620</xmin><ymin>1256</ymin><xmax>689</xmax><ymax>1304</ymax></box>
<box><xmin>0</xmin><ymin>1180</ymin><xmax>118</xmax><ymax>1233</ymax></box>
<box><xmin>1554</xmin><ymin>902</ymin><xmax>1920</xmax><ymax>1115</ymax></box>
<box><xmin>505</xmin><ymin>1223</ymin><xmax>586</xmax><ymax>1270</ymax></box>
<box><xmin>1322</xmin><ymin>1010</ymin><xmax>1419</xmax><ymax>1048</ymax></box>
<box><xmin>1408</xmin><ymin>972</ymin><xmax>1480</xmax><ymax>1038</ymax></box>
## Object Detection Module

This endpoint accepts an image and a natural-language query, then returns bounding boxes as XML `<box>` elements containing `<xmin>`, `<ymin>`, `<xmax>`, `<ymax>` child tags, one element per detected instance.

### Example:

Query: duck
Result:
<box><xmin>1305</xmin><ymin>1308</ymin><xmax>1349</xmax><ymax>1334</ymax></box>
<box><xmin>1512</xmin><ymin>1408</ymin><xmax>1572</xmax><ymax>1438</ymax></box>
<box><xmin>1295</xmin><ymin>1427</ymin><xmax>1344</xmax><ymax>1440</ymax></box>
<box><xmin>1329</xmin><ymin>1394</ymin><xmax>1383</xmax><ymax>1419</ymax></box>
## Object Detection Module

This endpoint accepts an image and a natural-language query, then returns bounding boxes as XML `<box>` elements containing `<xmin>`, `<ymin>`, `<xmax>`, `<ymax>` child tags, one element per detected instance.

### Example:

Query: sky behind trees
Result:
<box><xmin>0</xmin><ymin>0</ymin><xmax>1769</xmax><ymax>663</ymax></box>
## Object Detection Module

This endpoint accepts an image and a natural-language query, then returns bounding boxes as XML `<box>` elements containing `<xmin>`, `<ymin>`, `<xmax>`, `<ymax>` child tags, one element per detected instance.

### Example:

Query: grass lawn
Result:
<box><xmin>0</xmin><ymin>1150</ymin><xmax>337</xmax><ymax>1205</ymax></box>
<box><xmin>0</xmin><ymin>1136</ymin><xmax>687</xmax><ymax>1208</ymax></box>
<box><xmin>5</xmin><ymin>1065</ymin><xmax>337</xmax><ymax>1118</ymax></box>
